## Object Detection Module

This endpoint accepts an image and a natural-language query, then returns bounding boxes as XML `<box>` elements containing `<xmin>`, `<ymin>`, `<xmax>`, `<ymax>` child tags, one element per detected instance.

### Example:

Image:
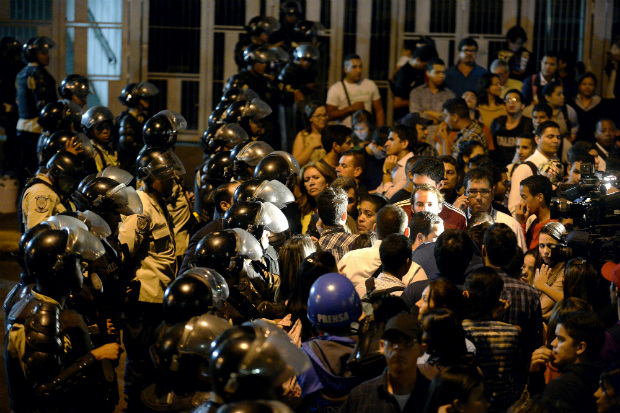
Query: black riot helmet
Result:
<box><xmin>204</xmin><ymin>150</ymin><xmax>233</xmax><ymax>184</ymax></box>
<box><xmin>150</xmin><ymin>314</ymin><xmax>231</xmax><ymax>394</ymax></box>
<box><xmin>209</xmin><ymin>320</ymin><xmax>310</xmax><ymax>402</ymax></box>
<box><xmin>15</xmin><ymin>223</ymin><xmax>51</xmax><ymax>272</ymax></box>
<box><xmin>58</xmin><ymin>74</ymin><xmax>90</xmax><ymax>100</ymax></box>
<box><xmin>118</xmin><ymin>81</ymin><xmax>159</xmax><ymax>108</ymax></box>
<box><xmin>215</xmin><ymin>401</ymin><xmax>294</xmax><ymax>413</ymax></box>
<box><xmin>293</xmin><ymin>44</ymin><xmax>320</xmax><ymax>61</ymax></box>
<box><xmin>231</xmin><ymin>140</ymin><xmax>274</xmax><ymax>180</ymax></box>
<box><xmin>143</xmin><ymin>110</ymin><xmax>186</xmax><ymax>148</ymax></box>
<box><xmin>223</xmin><ymin>201</ymin><xmax>289</xmax><ymax>240</ymax></box>
<box><xmin>281</xmin><ymin>0</ymin><xmax>302</xmax><ymax>16</ymax></box>
<box><xmin>292</xmin><ymin>20</ymin><xmax>326</xmax><ymax>44</ymax></box>
<box><xmin>246</xmin><ymin>16</ymin><xmax>281</xmax><ymax>36</ymax></box>
<box><xmin>136</xmin><ymin>147</ymin><xmax>185</xmax><ymax>182</ymax></box>
<box><xmin>209</xmin><ymin>104</ymin><xmax>230</xmax><ymax>127</ymax></box>
<box><xmin>38</xmin><ymin>101</ymin><xmax>81</xmax><ymax>132</ymax></box>
<box><xmin>225</xmin><ymin>99</ymin><xmax>272</xmax><ymax>125</ymax></box>
<box><xmin>25</xmin><ymin>226</ymin><xmax>105</xmax><ymax>295</ymax></box>
<box><xmin>40</xmin><ymin>131</ymin><xmax>94</xmax><ymax>167</ymax></box>
<box><xmin>243</xmin><ymin>44</ymin><xmax>276</xmax><ymax>67</ymax></box>
<box><xmin>22</xmin><ymin>36</ymin><xmax>55</xmax><ymax>63</ymax></box>
<box><xmin>72</xmin><ymin>176</ymin><xmax>143</xmax><ymax>216</ymax></box>
<box><xmin>221</xmin><ymin>87</ymin><xmax>259</xmax><ymax>107</ymax></box>
<box><xmin>253</xmin><ymin>151</ymin><xmax>301</xmax><ymax>185</ymax></box>
<box><xmin>1</xmin><ymin>36</ymin><xmax>22</xmax><ymax>59</ymax></box>
<box><xmin>46</xmin><ymin>151</ymin><xmax>85</xmax><ymax>195</ymax></box>
<box><xmin>201</xmin><ymin>124</ymin><xmax>223</xmax><ymax>155</ymax></box>
<box><xmin>81</xmin><ymin>106</ymin><xmax>115</xmax><ymax>142</ymax></box>
<box><xmin>195</xmin><ymin>228</ymin><xmax>263</xmax><ymax>278</ymax></box>
<box><xmin>161</xmin><ymin>267</ymin><xmax>229</xmax><ymax>325</ymax></box>
<box><xmin>224</xmin><ymin>76</ymin><xmax>251</xmax><ymax>95</ymax></box>
<box><xmin>234</xmin><ymin>179</ymin><xmax>294</xmax><ymax>209</ymax></box>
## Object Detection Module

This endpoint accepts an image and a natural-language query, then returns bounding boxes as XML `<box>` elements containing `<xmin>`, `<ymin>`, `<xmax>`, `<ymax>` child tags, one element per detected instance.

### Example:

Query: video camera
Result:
<box><xmin>549</xmin><ymin>163</ymin><xmax>620</xmax><ymax>267</ymax></box>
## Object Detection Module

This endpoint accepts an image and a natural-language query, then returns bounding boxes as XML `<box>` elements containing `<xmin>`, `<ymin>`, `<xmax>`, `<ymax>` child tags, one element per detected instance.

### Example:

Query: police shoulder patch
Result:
<box><xmin>35</xmin><ymin>195</ymin><xmax>50</xmax><ymax>213</ymax></box>
<box><xmin>136</xmin><ymin>215</ymin><xmax>150</xmax><ymax>235</ymax></box>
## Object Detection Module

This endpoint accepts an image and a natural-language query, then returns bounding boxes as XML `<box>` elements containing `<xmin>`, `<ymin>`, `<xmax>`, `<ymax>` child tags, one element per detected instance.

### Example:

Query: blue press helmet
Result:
<box><xmin>307</xmin><ymin>273</ymin><xmax>362</xmax><ymax>328</ymax></box>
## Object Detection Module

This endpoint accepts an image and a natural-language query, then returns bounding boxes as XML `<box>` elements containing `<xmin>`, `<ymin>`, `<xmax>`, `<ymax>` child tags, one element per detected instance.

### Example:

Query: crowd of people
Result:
<box><xmin>2</xmin><ymin>2</ymin><xmax>620</xmax><ymax>413</ymax></box>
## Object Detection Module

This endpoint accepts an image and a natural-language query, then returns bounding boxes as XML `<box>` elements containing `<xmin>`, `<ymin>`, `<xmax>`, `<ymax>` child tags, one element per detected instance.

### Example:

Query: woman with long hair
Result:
<box><xmin>570</xmin><ymin>72</ymin><xmax>606</xmax><ymax>142</ymax></box>
<box><xmin>276</xmin><ymin>235</ymin><xmax>316</xmax><ymax>303</ymax></box>
<box><xmin>298</xmin><ymin>161</ymin><xmax>337</xmax><ymax>234</ymax></box>
<box><xmin>423</xmin><ymin>365</ymin><xmax>489</xmax><ymax>413</ymax></box>
<box><xmin>292</xmin><ymin>101</ymin><xmax>328</xmax><ymax>166</ymax></box>
<box><xmin>477</xmin><ymin>73</ymin><xmax>507</xmax><ymax>128</ymax></box>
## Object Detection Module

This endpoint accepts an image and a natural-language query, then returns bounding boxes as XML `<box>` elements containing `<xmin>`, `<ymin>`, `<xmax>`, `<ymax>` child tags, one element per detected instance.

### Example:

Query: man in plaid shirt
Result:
<box><xmin>317</xmin><ymin>187</ymin><xmax>359</xmax><ymax>262</ymax></box>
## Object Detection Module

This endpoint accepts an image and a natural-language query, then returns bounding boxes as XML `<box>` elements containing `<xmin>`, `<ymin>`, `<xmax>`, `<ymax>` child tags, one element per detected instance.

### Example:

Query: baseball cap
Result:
<box><xmin>382</xmin><ymin>312</ymin><xmax>422</xmax><ymax>340</ymax></box>
<box><xmin>602</xmin><ymin>261</ymin><xmax>620</xmax><ymax>289</ymax></box>
<box><xmin>399</xmin><ymin>112</ymin><xmax>431</xmax><ymax>127</ymax></box>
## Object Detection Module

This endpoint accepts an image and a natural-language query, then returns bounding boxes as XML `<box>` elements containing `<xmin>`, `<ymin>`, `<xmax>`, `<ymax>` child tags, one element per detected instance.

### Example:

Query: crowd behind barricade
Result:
<box><xmin>2</xmin><ymin>3</ymin><xmax>620</xmax><ymax>413</ymax></box>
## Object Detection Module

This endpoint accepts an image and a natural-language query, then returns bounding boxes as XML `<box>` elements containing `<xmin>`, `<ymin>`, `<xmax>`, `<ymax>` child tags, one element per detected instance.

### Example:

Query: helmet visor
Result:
<box><xmin>180</xmin><ymin>267</ymin><xmax>230</xmax><ymax>307</ymax></box>
<box><xmin>135</xmin><ymin>81</ymin><xmax>160</xmax><ymax>98</ymax></box>
<box><xmin>144</xmin><ymin>150</ymin><xmax>186</xmax><ymax>181</ymax></box>
<box><xmin>245</xmin><ymin>98</ymin><xmax>272</xmax><ymax>120</ymax></box>
<box><xmin>106</xmin><ymin>183</ymin><xmax>143</xmax><ymax>215</ymax></box>
<box><xmin>62</xmin><ymin>225</ymin><xmax>106</xmax><ymax>261</ymax></box>
<box><xmin>255</xmin><ymin>180</ymin><xmax>295</xmax><ymax>208</ymax></box>
<box><xmin>46</xmin><ymin>215</ymin><xmax>88</xmax><ymax>232</ymax></box>
<box><xmin>155</xmin><ymin>110</ymin><xmax>187</xmax><ymax>133</ymax></box>
<box><xmin>76</xmin><ymin>210</ymin><xmax>112</xmax><ymax>239</ymax></box>
<box><xmin>98</xmin><ymin>166</ymin><xmax>134</xmax><ymax>186</ymax></box>
<box><xmin>239</xmin><ymin>88</ymin><xmax>260</xmax><ymax>102</ymax></box>
<box><xmin>258</xmin><ymin>202</ymin><xmax>289</xmax><ymax>233</ymax></box>
<box><xmin>239</xmin><ymin>320</ymin><xmax>311</xmax><ymax>385</ymax></box>
<box><xmin>271</xmin><ymin>151</ymin><xmax>300</xmax><ymax>175</ymax></box>
<box><xmin>81</xmin><ymin>106</ymin><xmax>114</xmax><ymax>130</ymax></box>
<box><xmin>237</xmin><ymin>141</ymin><xmax>274</xmax><ymax>167</ymax></box>
<box><xmin>215</xmin><ymin>123</ymin><xmax>249</xmax><ymax>147</ymax></box>
<box><xmin>231</xmin><ymin>228</ymin><xmax>263</xmax><ymax>261</ymax></box>
<box><xmin>76</xmin><ymin>133</ymin><xmax>95</xmax><ymax>160</ymax></box>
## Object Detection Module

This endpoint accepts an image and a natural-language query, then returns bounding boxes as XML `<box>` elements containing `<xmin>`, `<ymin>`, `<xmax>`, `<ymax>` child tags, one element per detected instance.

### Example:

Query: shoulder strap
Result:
<box><xmin>523</xmin><ymin>161</ymin><xmax>538</xmax><ymax>176</ymax></box>
<box><xmin>341</xmin><ymin>80</ymin><xmax>352</xmax><ymax>106</ymax></box>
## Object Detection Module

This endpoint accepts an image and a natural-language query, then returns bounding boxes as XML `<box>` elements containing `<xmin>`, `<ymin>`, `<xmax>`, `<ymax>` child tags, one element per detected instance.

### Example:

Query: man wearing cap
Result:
<box><xmin>340</xmin><ymin>312</ymin><xmax>430</xmax><ymax>413</ymax></box>
<box><xmin>409</xmin><ymin>58</ymin><xmax>456</xmax><ymax>144</ymax></box>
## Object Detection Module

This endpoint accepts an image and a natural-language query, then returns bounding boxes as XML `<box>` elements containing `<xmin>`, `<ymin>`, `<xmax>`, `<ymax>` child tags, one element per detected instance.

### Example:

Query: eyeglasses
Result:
<box><xmin>505</xmin><ymin>97</ymin><xmax>521</xmax><ymax>103</ymax></box>
<box><xmin>461</xmin><ymin>48</ymin><xmax>477</xmax><ymax>53</ymax></box>
<box><xmin>465</xmin><ymin>189</ymin><xmax>492</xmax><ymax>197</ymax></box>
<box><xmin>312</xmin><ymin>113</ymin><xmax>328</xmax><ymax>119</ymax></box>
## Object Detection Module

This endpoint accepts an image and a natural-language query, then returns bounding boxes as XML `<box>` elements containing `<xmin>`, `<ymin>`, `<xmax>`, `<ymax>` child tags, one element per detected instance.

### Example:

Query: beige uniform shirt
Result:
<box><xmin>21</xmin><ymin>174</ymin><xmax>69</xmax><ymax>231</ymax></box>
<box><xmin>118</xmin><ymin>187</ymin><xmax>176</xmax><ymax>303</ymax></box>
<box><xmin>165</xmin><ymin>181</ymin><xmax>192</xmax><ymax>258</ymax></box>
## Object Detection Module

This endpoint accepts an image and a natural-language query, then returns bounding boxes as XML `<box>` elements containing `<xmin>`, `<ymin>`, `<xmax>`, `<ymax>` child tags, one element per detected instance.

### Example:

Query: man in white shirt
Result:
<box><xmin>454</xmin><ymin>167</ymin><xmax>527</xmax><ymax>251</ymax></box>
<box><xmin>338</xmin><ymin>205</ymin><xmax>426</xmax><ymax>299</ymax></box>
<box><xmin>326</xmin><ymin>53</ymin><xmax>385</xmax><ymax>127</ymax></box>
<box><xmin>507</xmin><ymin>120</ymin><xmax>561</xmax><ymax>214</ymax></box>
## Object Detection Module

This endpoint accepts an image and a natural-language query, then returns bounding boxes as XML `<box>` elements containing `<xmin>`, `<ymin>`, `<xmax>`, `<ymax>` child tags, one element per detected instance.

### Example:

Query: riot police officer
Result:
<box><xmin>82</xmin><ymin>105</ymin><xmax>120</xmax><ymax>172</ymax></box>
<box><xmin>116</xmin><ymin>81</ymin><xmax>159</xmax><ymax>170</ymax></box>
<box><xmin>5</xmin><ymin>224</ymin><xmax>122</xmax><ymax>413</ymax></box>
<box><xmin>72</xmin><ymin>167</ymin><xmax>143</xmax><ymax>345</ymax></box>
<box><xmin>195</xmin><ymin>228</ymin><xmax>264</xmax><ymax>324</ymax></box>
<box><xmin>58</xmin><ymin>73</ymin><xmax>90</xmax><ymax>112</ymax></box>
<box><xmin>19</xmin><ymin>150</ymin><xmax>84</xmax><ymax>232</ymax></box>
<box><xmin>143</xmin><ymin>110</ymin><xmax>195</xmax><ymax>265</ymax></box>
<box><xmin>231</xmin><ymin>140</ymin><xmax>274</xmax><ymax>181</ymax></box>
<box><xmin>16</xmin><ymin>36</ymin><xmax>57</xmax><ymax>184</ymax></box>
<box><xmin>36</xmin><ymin>100</ymin><xmax>83</xmax><ymax>163</ymax></box>
<box><xmin>118</xmin><ymin>147</ymin><xmax>184</xmax><ymax>411</ymax></box>
<box><xmin>234</xmin><ymin>16</ymin><xmax>281</xmax><ymax>71</ymax></box>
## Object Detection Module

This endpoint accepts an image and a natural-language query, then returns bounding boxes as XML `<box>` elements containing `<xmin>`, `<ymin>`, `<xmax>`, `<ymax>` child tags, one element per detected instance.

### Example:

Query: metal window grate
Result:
<box><xmin>214</xmin><ymin>0</ymin><xmax>246</xmax><ymax>27</ymax></box>
<box><xmin>369</xmin><ymin>0</ymin><xmax>391</xmax><ymax>82</ymax></box>
<box><xmin>343</xmin><ymin>0</ymin><xmax>357</xmax><ymax>57</ymax></box>
<box><xmin>10</xmin><ymin>0</ymin><xmax>52</xmax><ymax>20</ymax></box>
<box><xmin>320</xmin><ymin>0</ymin><xmax>331</xmax><ymax>29</ymax></box>
<box><xmin>430</xmin><ymin>0</ymin><xmax>456</xmax><ymax>34</ymax></box>
<box><xmin>469</xmin><ymin>0</ymin><xmax>503</xmax><ymax>35</ymax></box>
<box><xmin>212</xmin><ymin>32</ymin><xmax>226</xmax><ymax>108</ymax></box>
<box><xmin>404</xmin><ymin>2</ymin><xmax>416</xmax><ymax>33</ymax></box>
<box><xmin>147</xmin><ymin>79</ymin><xmax>168</xmax><ymax>115</ymax></box>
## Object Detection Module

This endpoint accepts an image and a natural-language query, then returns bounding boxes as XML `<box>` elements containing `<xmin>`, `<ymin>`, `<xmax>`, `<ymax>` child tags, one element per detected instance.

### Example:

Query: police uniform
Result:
<box><xmin>116</xmin><ymin>109</ymin><xmax>146</xmax><ymax>171</ymax></box>
<box><xmin>20</xmin><ymin>173</ymin><xmax>72</xmax><ymax>231</ymax></box>
<box><xmin>5</xmin><ymin>289</ymin><xmax>118</xmax><ymax>413</ymax></box>
<box><xmin>16</xmin><ymin>62</ymin><xmax>57</xmax><ymax>181</ymax></box>
<box><xmin>118</xmin><ymin>186</ymin><xmax>176</xmax><ymax>409</ymax></box>
<box><xmin>91</xmin><ymin>139</ymin><xmax>120</xmax><ymax>172</ymax></box>
<box><xmin>165</xmin><ymin>180</ymin><xmax>193</xmax><ymax>261</ymax></box>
